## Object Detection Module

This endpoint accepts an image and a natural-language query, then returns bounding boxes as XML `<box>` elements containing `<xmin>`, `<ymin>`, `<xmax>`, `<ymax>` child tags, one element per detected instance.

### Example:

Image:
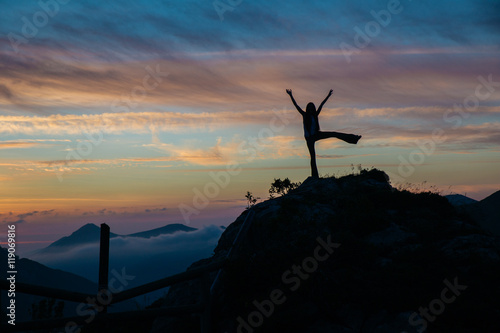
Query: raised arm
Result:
<box><xmin>317</xmin><ymin>89</ymin><xmax>333</xmax><ymax>115</ymax></box>
<box><xmin>286</xmin><ymin>89</ymin><xmax>304</xmax><ymax>115</ymax></box>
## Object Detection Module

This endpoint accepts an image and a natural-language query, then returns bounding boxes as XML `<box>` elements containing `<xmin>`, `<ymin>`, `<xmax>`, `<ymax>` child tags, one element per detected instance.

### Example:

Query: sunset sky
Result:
<box><xmin>1</xmin><ymin>0</ymin><xmax>499</xmax><ymax>253</ymax></box>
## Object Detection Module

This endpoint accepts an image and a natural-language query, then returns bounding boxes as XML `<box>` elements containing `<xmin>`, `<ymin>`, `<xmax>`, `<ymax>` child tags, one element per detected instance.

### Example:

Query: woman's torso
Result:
<box><xmin>303</xmin><ymin>112</ymin><xmax>320</xmax><ymax>138</ymax></box>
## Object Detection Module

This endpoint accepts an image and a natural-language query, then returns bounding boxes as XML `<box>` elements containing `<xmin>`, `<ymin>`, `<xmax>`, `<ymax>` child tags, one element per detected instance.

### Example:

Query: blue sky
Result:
<box><xmin>0</xmin><ymin>0</ymin><xmax>499</xmax><ymax>253</ymax></box>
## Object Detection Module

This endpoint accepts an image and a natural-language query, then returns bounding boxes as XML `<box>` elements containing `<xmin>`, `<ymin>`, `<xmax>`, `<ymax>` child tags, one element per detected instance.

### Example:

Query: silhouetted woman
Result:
<box><xmin>286</xmin><ymin>89</ymin><xmax>361</xmax><ymax>178</ymax></box>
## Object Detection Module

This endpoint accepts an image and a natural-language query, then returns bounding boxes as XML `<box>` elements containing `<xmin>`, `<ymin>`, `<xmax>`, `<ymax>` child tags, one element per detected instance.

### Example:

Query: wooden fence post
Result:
<box><xmin>200</xmin><ymin>272</ymin><xmax>212</xmax><ymax>333</ymax></box>
<box><xmin>98</xmin><ymin>223</ymin><xmax>110</xmax><ymax>314</ymax></box>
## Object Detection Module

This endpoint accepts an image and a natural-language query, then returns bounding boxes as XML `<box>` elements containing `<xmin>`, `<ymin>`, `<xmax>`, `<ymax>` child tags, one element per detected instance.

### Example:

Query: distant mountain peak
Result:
<box><xmin>126</xmin><ymin>223</ymin><xmax>197</xmax><ymax>238</ymax></box>
<box><xmin>38</xmin><ymin>223</ymin><xmax>196</xmax><ymax>254</ymax></box>
<box><xmin>45</xmin><ymin>223</ymin><xmax>107</xmax><ymax>250</ymax></box>
<box><xmin>445</xmin><ymin>194</ymin><xmax>477</xmax><ymax>207</ymax></box>
<box><xmin>465</xmin><ymin>189</ymin><xmax>500</xmax><ymax>236</ymax></box>
<box><xmin>75</xmin><ymin>223</ymin><xmax>100</xmax><ymax>232</ymax></box>
<box><xmin>481</xmin><ymin>189</ymin><xmax>500</xmax><ymax>204</ymax></box>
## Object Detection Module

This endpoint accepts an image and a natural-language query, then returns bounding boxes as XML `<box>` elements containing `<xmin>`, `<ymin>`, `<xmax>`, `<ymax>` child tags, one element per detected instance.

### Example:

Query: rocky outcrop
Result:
<box><xmin>150</xmin><ymin>169</ymin><xmax>500</xmax><ymax>333</ymax></box>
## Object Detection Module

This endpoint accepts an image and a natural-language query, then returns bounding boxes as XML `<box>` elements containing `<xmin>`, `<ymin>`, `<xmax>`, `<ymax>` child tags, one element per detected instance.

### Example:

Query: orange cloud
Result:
<box><xmin>0</xmin><ymin>142</ymin><xmax>43</xmax><ymax>149</ymax></box>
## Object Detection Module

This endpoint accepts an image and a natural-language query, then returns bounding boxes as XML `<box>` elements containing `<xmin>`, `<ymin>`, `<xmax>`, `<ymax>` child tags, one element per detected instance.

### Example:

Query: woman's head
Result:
<box><xmin>306</xmin><ymin>102</ymin><xmax>316</xmax><ymax>114</ymax></box>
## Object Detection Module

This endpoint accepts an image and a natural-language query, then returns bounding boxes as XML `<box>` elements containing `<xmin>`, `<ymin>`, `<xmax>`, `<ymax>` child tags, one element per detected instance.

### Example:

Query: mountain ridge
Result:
<box><xmin>127</xmin><ymin>223</ymin><xmax>196</xmax><ymax>238</ymax></box>
<box><xmin>36</xmin><ymin>222</ymin><xmax>197</xmax><ymax>255</ymax></box>
<box><xmin>444</xmin><ymin>193</ymin><xmax>477</xmax><ymax>207</ymax></box>
<box><xmin>0</xmin><ymin>246</ymin><xmax>97</xmax><ymax>322</ymax></box>
<box><xmin>464</xmin><ymin>189</ymin><xmax>500</xmax><ymax>236</ymax></box>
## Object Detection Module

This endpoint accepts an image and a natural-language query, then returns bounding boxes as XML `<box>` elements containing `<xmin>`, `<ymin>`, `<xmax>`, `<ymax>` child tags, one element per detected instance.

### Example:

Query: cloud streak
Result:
<box><xmin>0</xmin><ymin>0</ymin><xmax>499</xmax><ymax>231</ymax></box>
<box><xmin>0</xmin><ymin>142</ymin><xmax>46</xmax><ymax>149</ymax></box>
<box><xmin>0</xmin><ymin>45</ymin><xmax>499</xmax><ymax>115</ymax></box>
<box><xmin>0</xmin><ymin>106</ymin><xmax>498</xmax><ymax>137</ymax></box>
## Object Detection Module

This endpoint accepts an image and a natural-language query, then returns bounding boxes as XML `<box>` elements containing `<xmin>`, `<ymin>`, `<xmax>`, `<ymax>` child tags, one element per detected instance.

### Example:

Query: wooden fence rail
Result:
<box><xmin>111</xmin><ymin>259</ymin><xmax>226</xmax><ymax>304</ymax></box>
<box><xmin>0</xmin><ymin>280</ymin><xmax>94</xmax><ymax>303</ymax></box>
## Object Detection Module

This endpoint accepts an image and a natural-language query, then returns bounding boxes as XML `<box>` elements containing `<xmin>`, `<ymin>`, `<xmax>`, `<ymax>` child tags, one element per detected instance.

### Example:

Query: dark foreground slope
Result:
<box><xmin>464</xmin><ymin>190</ymin><xmax>500</xmax><ymax>236</ymax></box>
<box><xmin>0</xmin><ymin>247</ymin><xmax>96</xmax><ymax>322</ymax></box>
<box><xmin>150</xmin><ymin>169</ymin><xmax>500</xmax><ymax>333</ymax></box>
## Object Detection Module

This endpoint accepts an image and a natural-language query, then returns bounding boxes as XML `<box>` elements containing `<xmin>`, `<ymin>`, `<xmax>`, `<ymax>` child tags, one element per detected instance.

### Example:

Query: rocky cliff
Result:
<box><xmin>150</xmin><ymin>169</ymin><xmax>500</xmax><ymax>333</ymax></box>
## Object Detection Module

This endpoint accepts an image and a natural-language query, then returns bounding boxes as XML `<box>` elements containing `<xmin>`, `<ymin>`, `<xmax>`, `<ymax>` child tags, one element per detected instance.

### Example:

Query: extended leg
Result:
<box><xmin>316</xmin><ymin>131</ymin><xmax>361</xmax><ymax>144</ymax></box>
<box><xmin>306</xmin><ymin>139</ymin><xmax>319</xmax><ymax>178</ymax></box>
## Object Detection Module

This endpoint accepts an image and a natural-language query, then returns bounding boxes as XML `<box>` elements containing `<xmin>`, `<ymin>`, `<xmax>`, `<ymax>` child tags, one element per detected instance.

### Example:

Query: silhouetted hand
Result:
<box><xmin>286</xmin><ymin>89</ymin><xmax>293</xmax><ymax>96</ymax></box>
<box><xmin>327</xmin><ymin>89</ymin><xmax>333</xmax><ymax>97</ymax></box>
